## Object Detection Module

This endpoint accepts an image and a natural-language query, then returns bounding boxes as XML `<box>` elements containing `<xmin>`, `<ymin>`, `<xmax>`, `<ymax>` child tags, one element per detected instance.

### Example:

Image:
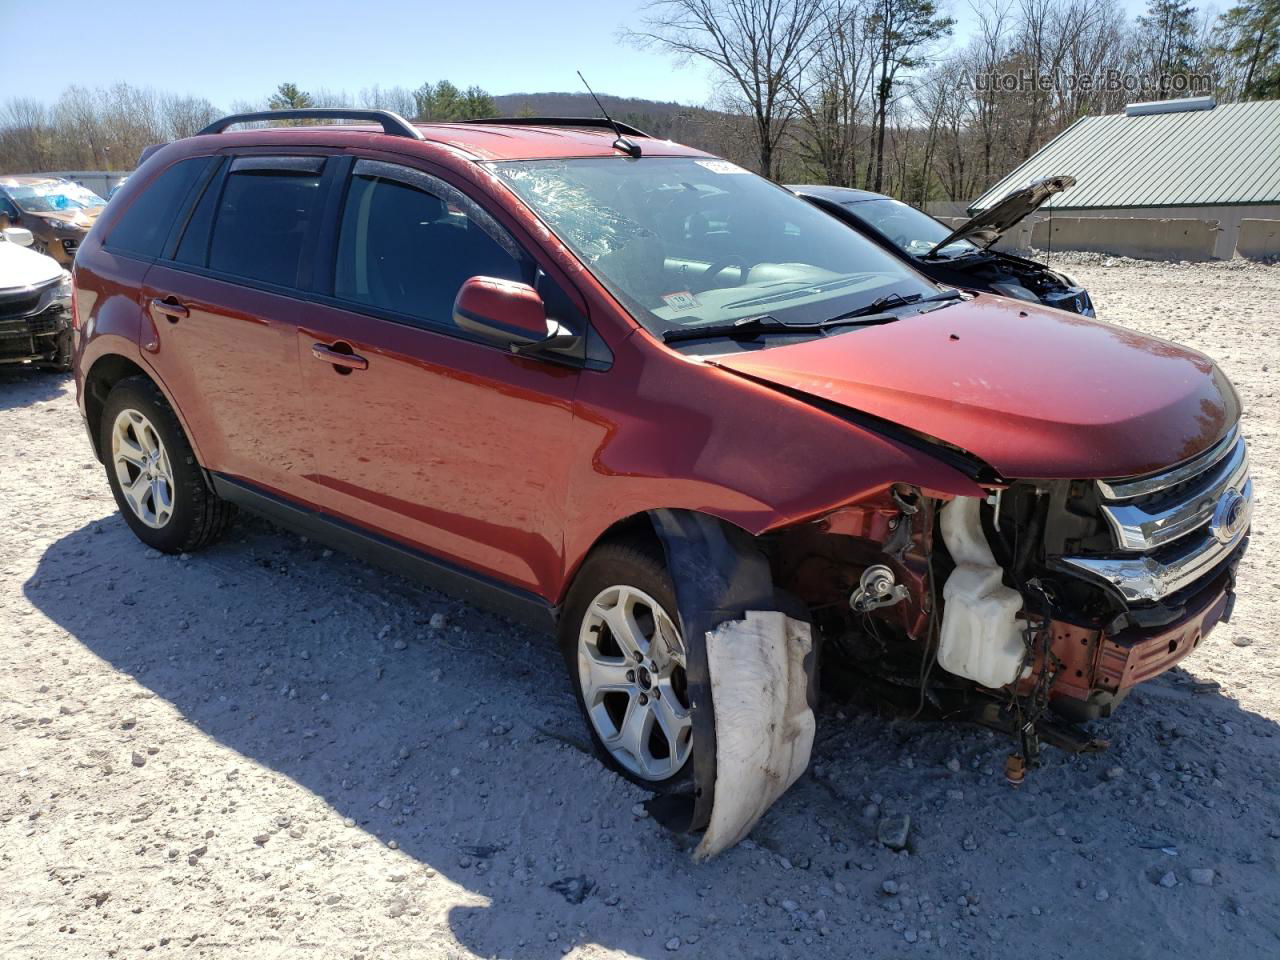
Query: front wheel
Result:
<box><xmin>558</xmin><ymin>541</ymin><xmax>695</xmax><ymax>789</ymax></box>
<box><xmin>99</xmin><ymin>377</ymin><xmax>235</xmax><ymax>553</ymax></box>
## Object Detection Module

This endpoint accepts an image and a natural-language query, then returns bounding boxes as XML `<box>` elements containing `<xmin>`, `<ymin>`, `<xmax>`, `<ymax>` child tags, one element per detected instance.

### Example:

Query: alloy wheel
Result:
<box><xmin>578</xmin><ymin>584</ymin><xmax>692</xmax><ymax>781</ymax></box>
<box><xmin>111</xmin><ymin>408</ymin><xmax>175</xmax><ymax>529</ymax></box>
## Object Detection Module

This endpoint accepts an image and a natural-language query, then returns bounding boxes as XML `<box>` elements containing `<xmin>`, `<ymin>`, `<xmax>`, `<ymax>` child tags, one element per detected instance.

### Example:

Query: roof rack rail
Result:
<box><xmin>452</xmin><ymin>116</ymin><xmax>651</xmax><ymax>138</ymax></box>
<box><xmin>197</xmin><ymin>109</ymin><xmax>424</xmax><ymax>139</ymax></box>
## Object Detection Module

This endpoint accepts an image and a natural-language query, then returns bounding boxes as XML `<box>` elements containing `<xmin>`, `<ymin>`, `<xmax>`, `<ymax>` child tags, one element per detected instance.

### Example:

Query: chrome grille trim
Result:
<box><xmin>1060</xmin><ymin>478</ymin><xmax>1252</xmax><ymax>603</ymax></box>
<box><xmin>1100</xmin><ymin>436</ymin><xmax>1249</xmax><ymax>551</ymax></box>
<box><xmin>1097</xmin><ymin>426</ymin><xmax>1238</xmax><ymax>500</ymax></box>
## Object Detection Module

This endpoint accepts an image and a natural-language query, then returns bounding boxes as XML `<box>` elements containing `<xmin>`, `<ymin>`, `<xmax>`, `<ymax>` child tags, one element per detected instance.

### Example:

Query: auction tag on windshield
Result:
<box><xmin>662</xmin><ymin>290</ymin><xmax>701</xmax><ymax>311</ymax></box>
<box><xmin>694</xmin><ymin>159</ymin><xmax>748</xmax><ymax>175</ymax></box>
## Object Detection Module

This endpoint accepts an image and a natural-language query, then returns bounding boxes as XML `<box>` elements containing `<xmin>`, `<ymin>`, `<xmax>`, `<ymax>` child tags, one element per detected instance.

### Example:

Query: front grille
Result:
<box><xmin>0</xmin><ymin>289</ymin><xmax>43</xmax><ymax>319</ymax></box>
<box><xmin>1097</xmin><ymin>429</ymin><xmax>1247</xmax><ymax>552</ymax></box>
<box><xmin>1059</xmin><ymin>428</ymin><xmax>1252</xmax><ymax>603</ymax></box>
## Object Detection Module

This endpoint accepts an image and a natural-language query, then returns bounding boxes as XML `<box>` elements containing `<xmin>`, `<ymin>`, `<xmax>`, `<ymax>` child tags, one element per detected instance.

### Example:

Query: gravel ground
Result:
<box><xmin>2</xmin><ymin>258</ymin><xmax>1279</xmax><ymax>959</ymax></box>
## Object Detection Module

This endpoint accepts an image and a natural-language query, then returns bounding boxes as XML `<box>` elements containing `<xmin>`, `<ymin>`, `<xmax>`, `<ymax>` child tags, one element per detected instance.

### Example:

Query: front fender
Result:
<box><xmin>560</xmin><ymin>333</ymin><xmax>987</xmax><ymax>602</ymax></box>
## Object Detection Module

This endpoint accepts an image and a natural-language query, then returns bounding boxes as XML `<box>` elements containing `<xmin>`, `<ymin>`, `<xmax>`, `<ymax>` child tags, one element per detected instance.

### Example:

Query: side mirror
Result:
<box><xmin>2</xmin><ymin>226</ymin><xmax>34</xmax><ymax>247</ymax></box>
<box><xmin>453</xmin><ymin>276</ymin><xmax>549</xmax><ymax>345</ymax></box>
<box><xmin>453</xmin><ymin>276</ymin><xmax>582</xmax><ymax>359</ymax></box>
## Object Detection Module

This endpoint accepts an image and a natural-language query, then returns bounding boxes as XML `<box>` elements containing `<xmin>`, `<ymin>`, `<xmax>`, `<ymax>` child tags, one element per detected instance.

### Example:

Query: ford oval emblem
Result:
<box><xmin>1209</xmin><ymin>489</ymin><xmax>1248</xmax><ymax>545</ymax></box>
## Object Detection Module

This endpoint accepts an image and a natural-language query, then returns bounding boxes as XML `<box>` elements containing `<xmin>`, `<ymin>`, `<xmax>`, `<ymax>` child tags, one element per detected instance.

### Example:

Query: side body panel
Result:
<box><xmin>139</xmin><ymin>264</ymin><xmax>313</xmax><ymax>495</ymax></box>
<box><xmin>297</xmin><ymin>304</ymin><xmax>578</xmax><ymax>596</ymax></box>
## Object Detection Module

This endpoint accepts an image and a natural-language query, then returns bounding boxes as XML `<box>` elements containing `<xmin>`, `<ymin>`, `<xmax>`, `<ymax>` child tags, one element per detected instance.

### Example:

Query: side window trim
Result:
<box><xmin>230</xmin><ymin>155</ymin><xmax>326</xmax><ymax>175</ymax></box>
<box><xmin>168</xmin><ymin>158</ymin><xmax>230</xmax><ymax>268</ymax></box>
<box><xmin>100</xmin><ymin>155</ymin><xmax>216</xmax><ymax>263</ymax></box>
<box><xmin>306</xmin><ymin>155</ymin><xmax>354</xmax><ymax>296</ymax></box>
<box><xmin>178</xmin><ymin>154</ymin><xmax>334</xmax><ymax>292</ymax></box>
<box><xmin>160</xmin><ymin>156</ymin><xmax>225</xmax><ymax>262</ymax></box>
<box><xmin>324</xmin><ymin>156</ymin><xmax>609</xmax><ymax>367</ymax></box>
<box><xmin>347</xmin><ymin>159</ymin><xmax>530</xmax><ymax>276</ymax></box>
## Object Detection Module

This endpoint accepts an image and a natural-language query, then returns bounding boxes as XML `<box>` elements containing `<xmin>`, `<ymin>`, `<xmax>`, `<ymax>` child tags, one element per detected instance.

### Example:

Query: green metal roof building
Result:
<box><xmin>970</xmin><ymin>97</ymin><xmax>1280</xmax><ymax>259</ymax></box>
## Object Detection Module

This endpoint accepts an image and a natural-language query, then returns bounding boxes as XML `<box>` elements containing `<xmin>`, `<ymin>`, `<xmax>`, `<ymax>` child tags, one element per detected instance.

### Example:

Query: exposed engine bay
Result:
<box><xmin>764</xmin><ymin>425</ymin><xmax>1251</xmax><ymax>774</ymax></box>
<box><xmin>928</xmin><ymin>250</ymin><xmax>1094</xmax><ymax>316</ymax></box>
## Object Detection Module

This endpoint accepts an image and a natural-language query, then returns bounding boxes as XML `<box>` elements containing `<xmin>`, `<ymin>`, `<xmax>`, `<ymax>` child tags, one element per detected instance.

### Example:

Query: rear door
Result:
<box><xmin>141</xmin><ymin>155</ymin><xmax>332</xmax><ymax>495</ymax></box>
<box><xmin>295</xmin><ymin>158</ymin><xmax>582</xmax><ymax>597</ymax></box>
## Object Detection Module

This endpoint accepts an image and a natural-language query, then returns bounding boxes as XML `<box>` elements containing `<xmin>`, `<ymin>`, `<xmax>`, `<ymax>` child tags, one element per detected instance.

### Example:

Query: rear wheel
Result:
<box><xmin>99</xmin><ymin>377</ymin><xmax>235</xmax><ymax>553</ymax></box>
<box><xmin>559</xmin><ymin>541</ymin><xmax>695</xmax><ymax>789</ymax></box>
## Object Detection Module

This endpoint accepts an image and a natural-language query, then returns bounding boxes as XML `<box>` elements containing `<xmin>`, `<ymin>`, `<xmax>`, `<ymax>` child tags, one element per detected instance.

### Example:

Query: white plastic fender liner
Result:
<box><xmin>937</xmin><ymin>497</ymin><xmax>1028</xmax><ymax>689</ymax></box>
<box><xmin>693</xmin><ymin>611</ymin><xmax>816</xmax><ymax>861</ymax></box>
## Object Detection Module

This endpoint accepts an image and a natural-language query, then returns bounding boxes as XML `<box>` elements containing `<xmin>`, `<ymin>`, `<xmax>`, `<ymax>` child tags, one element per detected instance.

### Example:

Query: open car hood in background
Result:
<box><xmin>929</xmin><ymin>175</ymin><xmax>1075</xmax><ymax>256</ymax></box>
<box><xmin>709</xmin><ymin>295</ymin><xmax>1238</xmax><ymax>480</ymax></box>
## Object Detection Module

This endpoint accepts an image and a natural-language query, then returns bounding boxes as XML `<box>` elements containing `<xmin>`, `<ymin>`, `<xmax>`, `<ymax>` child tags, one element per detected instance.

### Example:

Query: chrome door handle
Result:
<box><xmin>311</xmin><ymin>342</ymin><xmax>368</xmax><ymax>371</ymax></box>
<box><xmin>150</xmin><ymin>297</ymin><xmax>189</xmax><ymax>320</ymax></box>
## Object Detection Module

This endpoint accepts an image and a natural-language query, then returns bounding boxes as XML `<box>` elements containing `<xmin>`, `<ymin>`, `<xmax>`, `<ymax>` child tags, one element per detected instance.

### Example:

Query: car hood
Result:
<box><xmin>929</xmin><ymin>175</ymin><xmax>1074</xmax><ymax>255</ymax></box>
<box><xmin>36</xmin><ymin>207</ymin><xmax>100</xmax><ymax>232</ymax></box>
<box><xmin>0</xmin><ymin>239</ymin><xmax>63</xmax><ymax>289</ymax></box>
<box><xmin>709</xmin><ymin>295</ymin><xmax>1238</xmax><ymax>479</ymax></box>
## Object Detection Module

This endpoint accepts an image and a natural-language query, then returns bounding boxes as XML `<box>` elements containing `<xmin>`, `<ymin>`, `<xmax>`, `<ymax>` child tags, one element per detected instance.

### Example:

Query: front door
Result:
<box><xmin>296</xmin><ymin>159</ymin><xmax>580</xmax><ymax>597</ymax></box>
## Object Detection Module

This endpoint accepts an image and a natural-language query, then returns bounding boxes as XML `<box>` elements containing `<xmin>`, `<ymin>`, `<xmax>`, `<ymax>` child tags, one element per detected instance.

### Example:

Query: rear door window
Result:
<box><xmin>205</xmin><ymin>157</ymin><xmax>327</xmax><ymax>288</ymax></box>
<box><xmin>334</xmin><ymin>159</ymin><xmax>525</xmax><ymax>328</ymax></box>
<box><xmin>104</xmin><ymin>156</ymin><xmax>214</xmax><ymax>259</ymax></box>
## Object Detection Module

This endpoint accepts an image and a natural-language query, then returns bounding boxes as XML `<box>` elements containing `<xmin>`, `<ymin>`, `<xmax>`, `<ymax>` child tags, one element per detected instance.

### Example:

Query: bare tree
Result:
<box><xmin>358</xmin><ymin>84</ymin><xmax>418</xmax><ymax>118</ymax></box>
<box><xmin>161</xmin><ymin>95</ymin><xmax>222</xmax><ymax>140</ymax></box>
<box><xmin>0</xmin><ymin>99</ymin><xmax>53</xmax><ymax>171</ymax></box>
<box><xmin>792</xmin><ymin>0</ymin><xmax>876</xmax><ymax>185</ymax></box>
<box><xmin>627</xmin><ymin>0</ymin><xmax>827</xmax><ymax>178</ymax></box>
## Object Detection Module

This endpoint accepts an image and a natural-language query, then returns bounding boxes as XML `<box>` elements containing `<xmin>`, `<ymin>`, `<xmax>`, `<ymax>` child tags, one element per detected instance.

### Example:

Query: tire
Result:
<box><xmin>558</xmin><ymin>540</ymin><xmax>696</xmax><ymax>791</ymax></box>
<box><xmin>99</xmin><ymin>376</ymin><xmax>235</xmax><ymax>553</ymax></box>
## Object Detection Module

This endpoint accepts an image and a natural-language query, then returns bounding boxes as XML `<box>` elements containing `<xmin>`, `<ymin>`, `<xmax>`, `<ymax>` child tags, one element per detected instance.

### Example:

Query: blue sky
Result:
<box><xmin>2</xmin><ymin>0</ymin><xmax>1159</xmax><ymax>109</ymax></box>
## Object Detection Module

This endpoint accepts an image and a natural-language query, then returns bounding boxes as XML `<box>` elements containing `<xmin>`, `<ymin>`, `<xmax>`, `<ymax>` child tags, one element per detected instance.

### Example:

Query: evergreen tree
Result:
<box><xmin>1214</xmin><ymin>0</ymin><xmax>1280</xmax><ymax>99</ymax></box>
<box><xmin>267</xmin><ymin>82</ymin><xmax>314</xmax><ymax>111</ymax></box>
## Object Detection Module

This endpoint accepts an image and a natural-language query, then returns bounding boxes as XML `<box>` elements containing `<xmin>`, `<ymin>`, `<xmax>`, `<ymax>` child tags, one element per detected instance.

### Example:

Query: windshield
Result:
<box><xmin>844</xmin><ymin>197</ymin><xmax>977</xmax><ymax>260</ymax></box>
<box><xmin>489</xmin><ymin>157</ymin><xmax>937</xmax><ymax>335</ymax></box>
<box><xmin>5</xmin><ymin>182</ymin><xmax>106</xmax><ymax>215</ymax></box>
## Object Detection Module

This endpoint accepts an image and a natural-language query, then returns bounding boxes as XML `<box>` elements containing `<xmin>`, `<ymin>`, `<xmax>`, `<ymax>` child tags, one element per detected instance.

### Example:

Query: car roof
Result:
<box><xmin>183</xmin><ymin>121</ymin><xmax>714</xmax><ymax>163</ymax></box>
<box><xmin>789</xmin><ymin>184</ymin><xmax>890</xmax><ymax>203</ymax></box>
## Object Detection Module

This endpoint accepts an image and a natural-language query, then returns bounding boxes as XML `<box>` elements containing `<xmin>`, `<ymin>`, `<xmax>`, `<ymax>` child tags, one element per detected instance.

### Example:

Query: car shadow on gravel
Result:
<box><xmin>25</xmin><ymin>512</ymin><xmax>1280</xmax><ymax>959</ymax></box>
<box><xmin>23</xmin><ymin>512</ymin><xmax>724</xmax><ymax>958</ymax></box>
<box><xmin>0</xmin><ymin>366</ymin><xmax>69</xmax><ymax>410</ymax></box>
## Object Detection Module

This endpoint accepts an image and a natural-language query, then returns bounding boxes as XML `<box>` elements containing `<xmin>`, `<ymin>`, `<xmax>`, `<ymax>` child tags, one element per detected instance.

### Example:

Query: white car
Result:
<box><xmin>0</xmin><ymin>226</ymin><xmax>73</xmax><ymax>371</ymax></box>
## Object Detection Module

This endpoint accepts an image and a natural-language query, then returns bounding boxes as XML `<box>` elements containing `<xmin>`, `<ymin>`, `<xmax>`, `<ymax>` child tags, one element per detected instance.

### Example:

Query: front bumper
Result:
<box><xmin>1047</xmin><ymin>566</ymin><xmax>1235</xmax><ymax>719</ymax></box>
<box><xmin>0</xmin><ymin>277</ymin><xmax>72</xmax><ymax>363</ymax></box>
<box><xmin>0</xmin><ymin>307</ymin><xmax>71</xmax><ymax>362</ymax></box>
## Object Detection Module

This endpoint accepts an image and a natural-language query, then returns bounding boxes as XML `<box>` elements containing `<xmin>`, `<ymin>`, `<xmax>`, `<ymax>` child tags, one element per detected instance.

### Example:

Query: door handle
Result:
<box><xmin>149</xmin><ymin>297</ymin><xmax>189</xmax><ymax>320</ymax></box>
<box><xmin>311</xmin><ymin>342</ymin><xmax>369</xmax><ymax>371</ymax></box>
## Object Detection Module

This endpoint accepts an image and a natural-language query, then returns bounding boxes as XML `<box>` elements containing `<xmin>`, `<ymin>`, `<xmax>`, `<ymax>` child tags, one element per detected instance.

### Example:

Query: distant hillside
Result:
<box><xmin>490</xmin><ymin>92</ymin><xmax>755</xmax><ymax>168</ymax></box>
<box><xmin>493</xmin><ymin>92</ymin><xmax>697</xmax><ymax>122</ymax></box>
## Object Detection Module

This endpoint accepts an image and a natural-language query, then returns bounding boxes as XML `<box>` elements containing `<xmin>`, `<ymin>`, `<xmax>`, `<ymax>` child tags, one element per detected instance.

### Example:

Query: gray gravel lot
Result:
<box><xmin>2</xmin><ymin>257</ymin><xmax>1279</xmax><ymax>959</ymax></box>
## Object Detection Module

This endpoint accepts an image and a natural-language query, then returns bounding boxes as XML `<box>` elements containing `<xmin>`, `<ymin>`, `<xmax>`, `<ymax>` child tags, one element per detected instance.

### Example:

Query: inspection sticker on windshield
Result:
<box><xmin>694</xmin><ymin>159</ymin><xmax>748</xmax><ymax>175</ymax></box>
<box><xmin>662</xmin><ymin>290</ymin><xmax>702</xmax><ymax>311</ymax></box>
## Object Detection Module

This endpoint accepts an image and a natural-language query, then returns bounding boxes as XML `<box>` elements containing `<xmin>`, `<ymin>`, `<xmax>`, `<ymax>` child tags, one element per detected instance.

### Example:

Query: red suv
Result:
<box><xmin>72</xmin><ymin>110</ymin><xmax>1251</xmax><ymax>845</ymax></box>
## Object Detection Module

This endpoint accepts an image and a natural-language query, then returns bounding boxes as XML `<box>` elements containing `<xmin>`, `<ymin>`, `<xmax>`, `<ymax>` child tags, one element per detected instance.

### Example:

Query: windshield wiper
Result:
<box><xmin>661</xmin><ymin>290</ymin><xmax>967</xmax><ymax>344</ymax></box>
<box><xmin>823</xmin><ymin>289</ymin><xmax>965</xmax><ymax>323</ymax></box>
<box><xmin>662</xmin><ymin>315</ymin><xmax>796</xmax><ymax>343</ymax></box>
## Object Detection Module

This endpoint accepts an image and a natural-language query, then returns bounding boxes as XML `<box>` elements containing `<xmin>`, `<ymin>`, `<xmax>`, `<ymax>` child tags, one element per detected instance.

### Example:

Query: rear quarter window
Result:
<box><xmin>104</xmin><ymin>157</ymin><xmax>214</xmax><ymax>259</ymax></box>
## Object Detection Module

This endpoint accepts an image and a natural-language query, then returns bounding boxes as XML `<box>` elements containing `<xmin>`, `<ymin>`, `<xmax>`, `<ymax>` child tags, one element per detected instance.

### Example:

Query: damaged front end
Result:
<box><xmin>764</xmin><ymin>425</ymin><xmax>1251</xmax><ymax>772</ymax></box>
<box><xmin>649</xmin><ymin>426</ymin><xmax>1250</xmax><ymax>858</ymax></box>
